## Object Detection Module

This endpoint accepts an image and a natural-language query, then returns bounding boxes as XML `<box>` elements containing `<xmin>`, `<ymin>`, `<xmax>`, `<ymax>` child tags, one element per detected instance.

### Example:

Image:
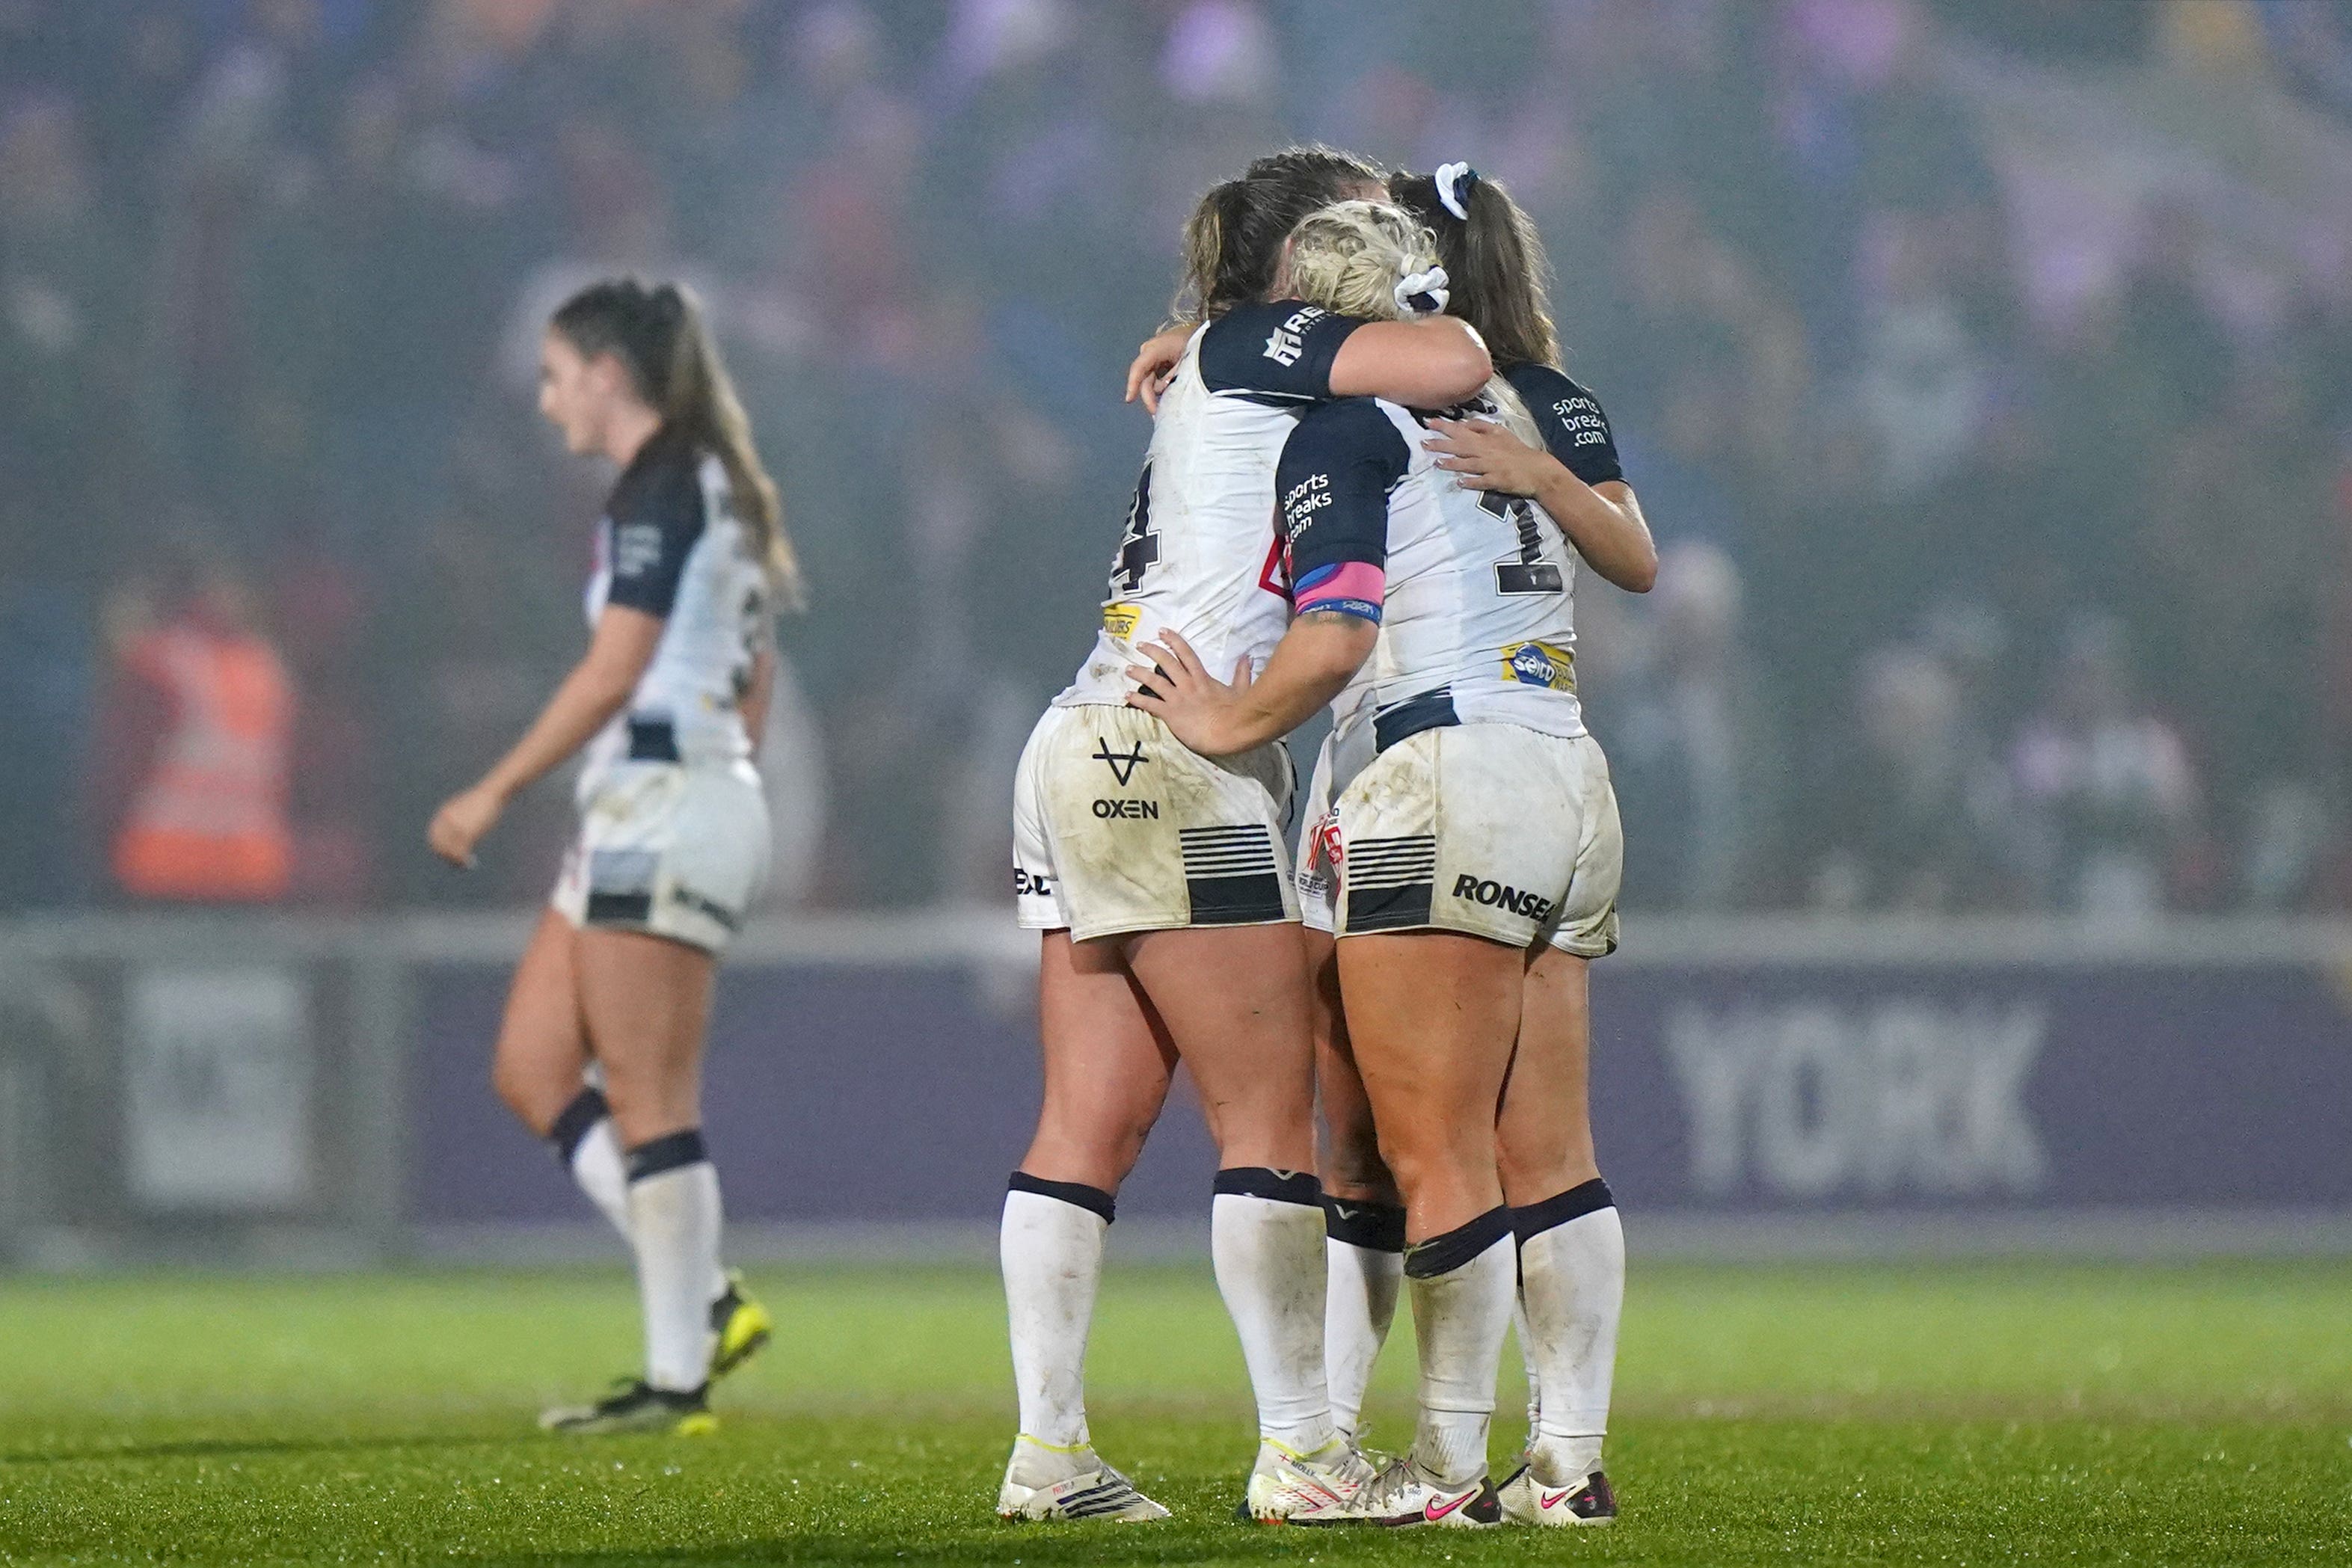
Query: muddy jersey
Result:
<box><xmin>580</xmin><ymin>431</ymin><xmax>770</xmax><ymax>788</ymax></box>
<box><xmin>1277</xmin><ymin>367</ymin><xmax>1622</xmax><ymax>751</ymax></box>
<box><xmin>1056</xmin><ymin>300</ymin><xmax>1364</xmax><ymax>707</ymax></box>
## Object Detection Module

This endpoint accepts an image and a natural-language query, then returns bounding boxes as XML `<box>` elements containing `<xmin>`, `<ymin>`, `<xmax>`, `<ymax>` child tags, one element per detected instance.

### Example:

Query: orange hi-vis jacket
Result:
<box><xmin>110</xmin><ymin>624</ymin><xmax>294</xmax><ymax>902</ymax></box>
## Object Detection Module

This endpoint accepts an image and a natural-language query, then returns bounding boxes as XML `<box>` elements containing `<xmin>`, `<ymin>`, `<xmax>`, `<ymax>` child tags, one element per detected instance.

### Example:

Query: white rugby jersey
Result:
<box><xmin>580</xmin><ymin>431</ymin><xmax>770</xmax><ymax>787</ymax></box>
<box><xmin>1277</xmin><ymin>362</ymin><xmax>1624</xmax><ymax>755</ymax></box>
<box><xmin>1057</xmin><ymin>300</ymin><xmax>1366</xmax><ymax>708</ymax></box>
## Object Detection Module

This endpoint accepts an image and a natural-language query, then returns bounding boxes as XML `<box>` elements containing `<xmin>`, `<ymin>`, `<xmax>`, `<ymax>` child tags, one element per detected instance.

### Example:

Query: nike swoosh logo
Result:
<box><xmin>1424</xmin><ymin>1489</ymin><xmax>1474</xmax><ymax>1522</ymax></box>
<box><xmin>1539</xmin><ymin>1487</ymin><xmax>1576</xmax><ymax>1510</ymax></box>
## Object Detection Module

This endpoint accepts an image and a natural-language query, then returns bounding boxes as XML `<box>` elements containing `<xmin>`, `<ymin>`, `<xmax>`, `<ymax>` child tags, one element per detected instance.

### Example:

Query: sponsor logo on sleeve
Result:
<box><xmin>1502</xmin><ymin>640</ymin><xmax>1576</xmax><ymax>692</ymax></box>
<box><xmin>1262</xmin><ymin>305</ymin><xmax>1327</xmax><ymax>367</ymax></box>
<box><xmin>613</xmin><ymin>522</ymin><xmax>665</xmax><ymax>577</ymax></box>
<box><xmin>1102</xmin><ymin>603</ymin><xmax>1141</xmax><ymax>639</ymax></box>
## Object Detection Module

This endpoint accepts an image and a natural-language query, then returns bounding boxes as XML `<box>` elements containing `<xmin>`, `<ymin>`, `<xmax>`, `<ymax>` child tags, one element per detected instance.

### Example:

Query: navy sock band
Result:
<box><xmin>1324</xmin><ymin>1196</ymin><xmax>1407</xmax><ymax>1252</ymax></box>
<box><xmin>1403</xmin><ymin>1205</ymin><xmax>1514</xmax><ymax>1279</ymax></box>
<box><xmin>1213</xmin><ymin>1166</ymin><xmax>1323</xmax><ymax>1208</ymax></box>
<box><xmin>548</xmin><ymin>1088</ymin><xmax>610</xmax><ymax>1164</ymax></box>
<box><xmin>1008</xmin><ymin>1171</ymin><xmax>1116</xmax><ymax>1224</ymax></box>
<box><xmin>625</xmin><ymin>1128</ymin><xmax>709</xmax><ymax>1182</ymax></box>
<box><xmin>1513</xmin><ymin>1178</ymin><xmax>1615</xmax><ymax>1242</ymax></box>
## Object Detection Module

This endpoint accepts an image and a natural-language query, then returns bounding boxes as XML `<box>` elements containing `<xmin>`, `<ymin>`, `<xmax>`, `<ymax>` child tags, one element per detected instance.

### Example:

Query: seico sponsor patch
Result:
<box><xmin>1501</xmin><ymin>639</ymin><xmax>1576</xmax><ymax>692</ymax></box>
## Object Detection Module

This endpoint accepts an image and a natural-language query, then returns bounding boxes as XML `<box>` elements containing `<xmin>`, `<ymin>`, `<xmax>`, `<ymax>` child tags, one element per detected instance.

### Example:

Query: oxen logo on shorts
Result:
<box><xmin>1092</xmin><ymin>737</ymin><xmax>1148</xmax><ymax>786</ymax></box>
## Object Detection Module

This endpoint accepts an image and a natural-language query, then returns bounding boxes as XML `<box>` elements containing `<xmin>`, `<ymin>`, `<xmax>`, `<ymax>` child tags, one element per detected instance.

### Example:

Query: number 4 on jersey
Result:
<box><xmin>1479</xmin><ymin>490</ymin><xmax>1564</xmax><ymax>594</ymax></box>
<box><xmin>1110</xmin><ymin>463</ymin><xmax>1161</xmax><ymax>595</ymax></box>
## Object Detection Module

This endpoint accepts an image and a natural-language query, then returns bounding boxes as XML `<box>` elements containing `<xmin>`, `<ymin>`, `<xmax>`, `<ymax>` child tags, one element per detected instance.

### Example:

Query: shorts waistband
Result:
<box><xmin>1372</xmin><ymin>687</ymin><xmax>1458</xmax><ymax>754</ymax></box>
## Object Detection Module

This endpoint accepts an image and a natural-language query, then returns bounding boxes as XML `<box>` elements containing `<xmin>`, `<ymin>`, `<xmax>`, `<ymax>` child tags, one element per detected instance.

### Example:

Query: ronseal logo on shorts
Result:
<box><xmin>1014</xmin><ymin>867</ymin><xmax>1054</xmax><ymax>898</ymax></box>
<box><xmin>1450</xmin><ymin>873</ymin><xmax>1554</xmax><ymax>923</ymax></box>
<box><xmin>1102</xmin><ymin>603</ymin><xmax>1141</xmax><ymax>639</ymax></box>
<box><xmin>1502</xmin><ymin>640</ymin><xmax>1576</xmax><ymax>692</ymax></box>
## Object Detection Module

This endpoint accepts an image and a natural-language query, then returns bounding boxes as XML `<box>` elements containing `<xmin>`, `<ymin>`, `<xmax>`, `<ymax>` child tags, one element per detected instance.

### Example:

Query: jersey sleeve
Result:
<box><xmin>1197</xmin><ymin>300</ymin><xmax>1365</xmax><ymax>403</ymax></box>
<box><xmin>1278</xmin><ymin>399</ymin><xmax>1411</xmax><ymax>624</ymax></box>
<box><xmin>1503</xmin><ymin>363</ymin><xmax>1624</xmax><ymax>487</ymax></box>
<box><xmin>602</xmin><ymin>450</ymin><xmax>707</xmax><ymax>617</ymax></box>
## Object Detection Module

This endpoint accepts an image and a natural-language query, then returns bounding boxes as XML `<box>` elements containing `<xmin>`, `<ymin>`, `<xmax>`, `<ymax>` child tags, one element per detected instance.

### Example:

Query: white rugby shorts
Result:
<box><xmin>1329</xmin><ymin>722</ymin><xmax>1621</xmax><ymax>956</ymax></box>
<box><xmin>553</xmin><ymin>759</ymin><xmax>771</xmax><ymax>955</ymax></box>
<box><xmin>1013</xmin><ymin>703</ymin><xmax>1298</xmax><ymax>941</ymax></box>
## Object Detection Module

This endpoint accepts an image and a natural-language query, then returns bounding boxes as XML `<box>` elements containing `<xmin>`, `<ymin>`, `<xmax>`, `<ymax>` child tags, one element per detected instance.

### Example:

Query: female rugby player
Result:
<box><xmin>997</xmin><ymin>148</ymin><xmax>1494</xmax><ymax>1524</ymax></box>
<box><xmin>1132</xmin><ymin>194</ymin><xmax>1651</xmax><ymax>1527</ymax></box>
<box><xmin>428</xmin><ymin>279</ymin><xmax>797</xmax><ymax>1434</ymax></box>
<box><xmin>1320</xmin><ymin>163</ymin><xmax>1654</xmax><ymax>1525</ymax></box>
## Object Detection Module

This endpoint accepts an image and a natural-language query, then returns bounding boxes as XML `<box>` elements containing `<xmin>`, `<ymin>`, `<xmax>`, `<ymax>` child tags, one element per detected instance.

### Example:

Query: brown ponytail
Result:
<box><xmin>1173</xmin><ymin>144</ymin><xmax>1385</xmax><ymax>324</ymax></box>
<box><xmin>550</xmin><ymin>278</ymin><xmax>805</xmax><ymax>609</ymax></box>
<box><xmin>1388</xmin><ymin>169</ymin><xmax>1560</xmax><ymax>371</ymax></box>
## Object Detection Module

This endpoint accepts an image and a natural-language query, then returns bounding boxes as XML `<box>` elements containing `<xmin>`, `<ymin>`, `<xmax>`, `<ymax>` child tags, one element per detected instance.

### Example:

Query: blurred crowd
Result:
<box><xmin>4</xmin><ymin>0</ymin><xmax>2352</xmax><ymax>919</ymax></box>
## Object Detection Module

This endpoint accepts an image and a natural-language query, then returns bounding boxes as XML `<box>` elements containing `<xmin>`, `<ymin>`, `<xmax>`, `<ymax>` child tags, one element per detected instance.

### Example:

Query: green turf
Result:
<box><xmin>1</xmin><ymin>1260</ymin><xmax>2346</xmax><ymax>1564</ymax></box>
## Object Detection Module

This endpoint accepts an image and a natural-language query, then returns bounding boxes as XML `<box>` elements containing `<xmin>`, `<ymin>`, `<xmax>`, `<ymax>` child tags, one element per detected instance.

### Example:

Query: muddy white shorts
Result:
<box><xmin>1297</xmin><ymin>713</ymin><xmax>1375</xmax><ymax>937</ymax></box>
<box><xmin>553</xmin><ymin>759</ymin><xmax>771</xmax><ymax>955</ymax></box>
<box><xmin>1012</xmin><ymin>702</ymin><xmax>1298</xmax><ymax>941</ymax></box>
<box><xmin>1330</xmin><ymin>722</ymin><xmax>1621</xmax><ymax>956</ymax></box>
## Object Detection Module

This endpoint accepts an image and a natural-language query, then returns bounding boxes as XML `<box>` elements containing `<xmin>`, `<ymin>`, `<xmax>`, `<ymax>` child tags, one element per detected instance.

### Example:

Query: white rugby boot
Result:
<box><xmin>1498</xmin><ymin>1452</ymin><xmax>1617</xmax><ymax>1525</ymax></box>
<box><xmin>995</xmin><ymin>1436</ymin><xmax>1170</xmax><ymax>1522</ymax></box>
<box><xmin>1236</xmin><ymin>1436</ymin><xmax>1380</xmax><ymax>1523</ymax></box>
<box><xmin>1299</xmin><ymin>1452</ymin><xmax>1500</xmax><ymax>1528</ymax></box>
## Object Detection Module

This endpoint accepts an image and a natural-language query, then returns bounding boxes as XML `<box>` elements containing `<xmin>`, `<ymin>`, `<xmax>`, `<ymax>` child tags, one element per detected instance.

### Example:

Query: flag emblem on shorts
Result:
<box><xmin>1502</xmin><ymin>640</ymin><xmax>1576</xmax><ymax>692</ymax></box>
<box><xmin>1342</xmin><ymin>834</ymin><xmax>1437</xmax><ymax>932</ymax></box>
<box><xmin>1179</xmin><ymin>825</ymin><xmax>1286</xmax><ymax>925</ymax></box>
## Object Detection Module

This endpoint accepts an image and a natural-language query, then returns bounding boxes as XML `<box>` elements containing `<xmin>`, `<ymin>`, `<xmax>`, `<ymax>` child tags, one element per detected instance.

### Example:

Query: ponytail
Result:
<box><xmin>550</xmin><ymin>278</ymin><xmax>805</xmax><ymax>609</ymax></box>
<box><xmin>1388</xmin><ymin>167</ymin><xmax>1559</xmax><ymax>370</ymax></box>
<box><xmin>1173</xmin><ymin>143</ymin><xmax>1384</xmax><ymax>324</ymax></box>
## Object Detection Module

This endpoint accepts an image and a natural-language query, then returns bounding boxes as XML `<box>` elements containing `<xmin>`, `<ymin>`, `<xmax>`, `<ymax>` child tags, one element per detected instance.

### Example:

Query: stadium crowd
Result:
<box><xmin>4</xmin><ymin>0</ymin><xmax>2351</xmax><ymax>917</ymax></box>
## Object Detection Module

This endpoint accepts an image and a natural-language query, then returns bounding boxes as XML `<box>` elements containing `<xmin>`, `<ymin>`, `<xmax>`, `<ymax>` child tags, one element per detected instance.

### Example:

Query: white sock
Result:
<box><xmin>1514</xmin><ymin>1286</ymin><xmax>1541</xmax><ymax>1439</ymax></box>
<box><xmin>1001</xmin><ymin>1177</ymin><xmax>1111</xmax><ymax>1451</ymax></box>
<box><xmin>1404</xmin><ymin>1208</ymin><xmax>1516</xmax><ymax>1484</ymax></box>
<box><xmin>1322</xmin><ymin>1199</ymin><xmax>1405</xmax><ymax>1439</ymax></box>
<box><xmin>571</xmin><ymin>1119</ymin><xmax>633</xmax><ymax>1238</ymax></box>
<box><xmin>1211</xmin><ymin>1171</ymin><xmax>1337</xmax><ymax>1454</ymax></box>
<box><xmin>550</xmin><ymin>1089</ymin><xmax>630</xmax><ymax>1238</ymax></box>
<box><xmin>1517</xmin><ymin>1183</ymin><xmax>1624</xmax><ymax>1481</ymax></box>
<box><xmin>624</xmin><ymin>1131</ymin><xmax>722</xmax><ymax>1392</ymax></box>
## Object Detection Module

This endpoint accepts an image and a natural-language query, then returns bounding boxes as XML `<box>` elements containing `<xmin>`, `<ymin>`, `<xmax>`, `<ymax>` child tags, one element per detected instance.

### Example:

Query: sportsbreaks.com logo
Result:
<box><xmin>1452</xmin><ymin>873</ymin><xmax>1552</xmax><ymax>921</ymax></box>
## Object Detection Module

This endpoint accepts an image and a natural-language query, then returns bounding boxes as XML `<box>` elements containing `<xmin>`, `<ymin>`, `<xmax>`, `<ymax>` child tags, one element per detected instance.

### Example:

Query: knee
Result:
<box><xmin>1321</xmin><ymin>1123</ymin><xmax>1398</xmax><ymax>1204</ymax></box>
<box><xmin>1030</xmin><ymin>1104</ymin><xmax>1155</xmax><ymax>1191</ymax></box>
<box><xmin>490</xmin><ymin>1051</ymin><xmax>563</xmax><ymax>1136</ymax></box>
<box><xmin>1496</xmin><ymin>1122</ymin><xmax>1596</xmax><ymax>1204</ymax></box>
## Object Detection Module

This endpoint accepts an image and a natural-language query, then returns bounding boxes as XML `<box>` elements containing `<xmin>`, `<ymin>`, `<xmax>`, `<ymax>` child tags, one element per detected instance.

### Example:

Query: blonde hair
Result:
<box><xmin>1288</xmin><ymin>201</ymin><xmax>1544</xmax><ymax>446</ymax></box>
<box><xmin>1283</xmin><ymin>200</ymin><xmax>1441</xmax><ymax>322</ymax></box>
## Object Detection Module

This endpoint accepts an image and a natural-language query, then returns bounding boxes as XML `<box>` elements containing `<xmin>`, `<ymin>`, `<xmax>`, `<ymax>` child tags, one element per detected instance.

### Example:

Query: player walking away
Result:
<box><xmin>428</xmin><ymin>279</ymin><xmax>797</xmax><ymax>1435</ymax></box>
<box><xmin>998</xmin><ymin>149</ymin><xmax>1493</xmax><ymax>1525</ymax></box>
<box><xmin>1130</xmin><ymin>196</ymin><xmax>1651</xmax><ymax>1528</ymax></box>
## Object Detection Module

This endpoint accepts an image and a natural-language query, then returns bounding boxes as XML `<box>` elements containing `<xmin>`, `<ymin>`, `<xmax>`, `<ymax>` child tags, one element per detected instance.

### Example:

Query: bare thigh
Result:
<box><xmin>1336</xmin><ymin>931</ymin><xmax>1523</xmax><ymax>1241</ymax></box>
<box><xmin>1308</xmin><ymin>926</ymin><xmax>1396</xmax><ymax>1204</ymax></box>
<box><xmin>1019</xmin><ymin>929</ymin><xmax>1179</xmax><ymax>1193</ymax></box>
<box><xmin>1126</xmin><ymin>922</ymin><xmax>1317</xmax><ymax>1174</ymax></box>
<box><xmin>575</xmin><ymin>927</ymin><xmax>717</xmax><ymax>1149</ymax></box>
<box><xmin>1496</xmin><ymin>946</ymin><xmax>1600</xmax><ymax>1205</ymax></box>
<box><xmin>491</xmin><ymin>909</ymin><xmax>593</xmax><ymax>1136</ymax></box>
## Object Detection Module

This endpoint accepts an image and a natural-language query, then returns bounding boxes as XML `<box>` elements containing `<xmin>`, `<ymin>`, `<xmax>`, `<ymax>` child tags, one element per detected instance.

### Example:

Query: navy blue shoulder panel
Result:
<box><xmin>1198</xmin><ymin>300</ymin><xmax>1364</xmax><ymax>402</ymax></box>
<box><xmin>1503</xmin><ymin>363</ymin><xmax>1624</xmax><ymax>487</ymax></box>
<box><xmin>603</xmin><ymin>437</ymin><xmax>707</xmax><ymax>618</ymax></box>
<box><xmin>1278</xmin><ymin>399</ymin><xmax>1412</xmax><ymax>618</ymax></box>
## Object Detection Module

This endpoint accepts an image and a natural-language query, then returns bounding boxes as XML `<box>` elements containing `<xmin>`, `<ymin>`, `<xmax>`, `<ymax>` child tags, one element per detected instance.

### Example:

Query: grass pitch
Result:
<box><xmin>1</xmin><ymin>1259</ymin><xmax>2346</xmax><ymax>1564</ymax></box>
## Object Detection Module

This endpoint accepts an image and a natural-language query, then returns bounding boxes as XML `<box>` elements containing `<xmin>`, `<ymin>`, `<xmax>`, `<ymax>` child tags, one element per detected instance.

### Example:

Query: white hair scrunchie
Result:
<box><xmin>1434</xmin><ymin>161</ymin><xmax>1478</xmax><ymax>221</ymax></box>
<box><xmin>1394</xmin><ymin>265</ymin><xmax>1450</xmax><ymax>317</ymax></box>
